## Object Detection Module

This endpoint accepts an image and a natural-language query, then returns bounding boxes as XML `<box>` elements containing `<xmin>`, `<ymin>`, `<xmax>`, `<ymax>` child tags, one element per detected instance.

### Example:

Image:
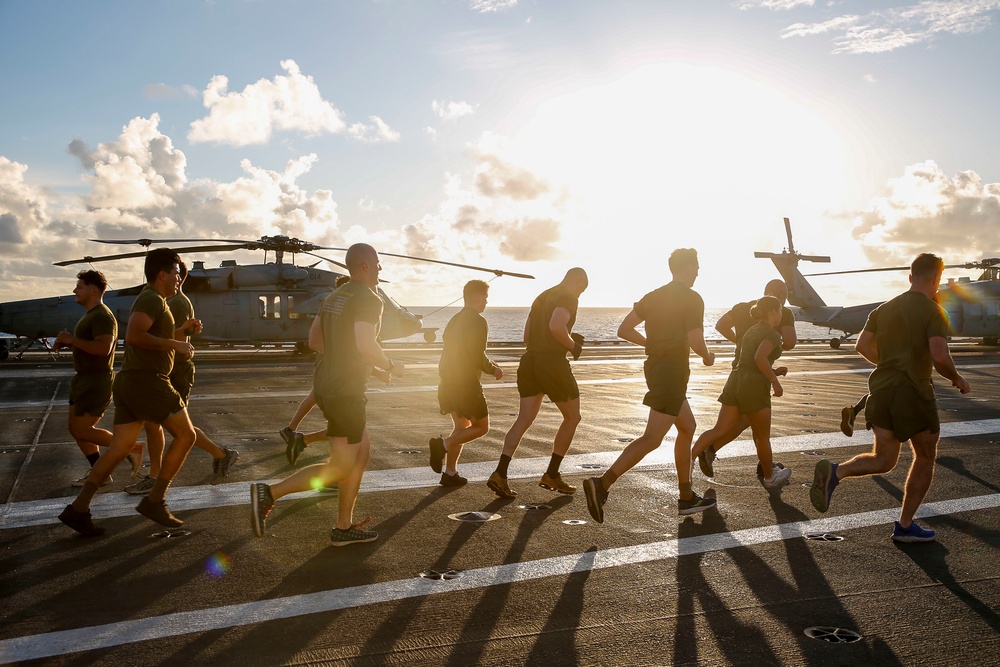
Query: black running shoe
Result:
<box><xmin>429</xmin><ymin>436</ymin><xmax>446</xmax><ymax>473</ymax></box>
<box><xmin>213</xmin><ymin>448</ymin><xmax>239</xmax><ymax>479</ymax></box>
<box><xmin>583</xmin><ymin>477</ymin><xmax>608</xmax><ymax>524</ymax></box>
<box><xmin>439</xmin><ymin>472</ymin><xmax>468</xmax><ymax>487</ymax></box>
<box><xmin>280</xmin><ymin>426</ymin><xmax>295</xmax><ymax>447</ymax></box>
<box><xmin>136</xmin><ymin>497</ymin><xmax>184</xmax><ymax>527</ymax></box>
<box><xmin>330</xmin><ymin>518</ymin><xmax>378</xmax><ymax>546</ymax></box>
<box><xmin>678</xmin><ymin>493</ymin><xmax>717</xmax><ymax>516</ymax></box>
<box><xmin>698</xmin><ymin>446</ymin><xmax>716</xmax><ymax>478</ymax></box>
<box><xmin>840</xmin><ymin>406</ymin><xmax>855</xmax><ymax>437</ymax></box>
<box><xmin>58</xmin><ymin>504</ymin><xmax>104</xmax><ymax>537</ymax></box>
<box><xmin>251</xmin><ymin>482</ymin><xmax>275</xmax><ymax>537</ymax></box>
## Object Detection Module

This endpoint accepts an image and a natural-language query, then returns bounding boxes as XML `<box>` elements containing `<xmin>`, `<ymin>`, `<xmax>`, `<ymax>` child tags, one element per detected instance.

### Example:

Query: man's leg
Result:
<box><xmin>71</xmin><ymin>421</ymin><xmax>144</xmax><ymax>512</ymax></box>
<box><xmin>690</xmin><ymin>406</ymin><xmax>744</xmax><ymax>476</ymax></box>
<box><xmin>672</xmin><ymin>401</ymin><xmax>697</xmax><ymax>499</ymax></box>
<box><xmin>812</xmin><ymin>425</ymin><xmax>901</xmax><ymax>512</ymax></box>
<box><xmin>445</xmin><ymin>413</ymin><xmax>488</xmax><ymax>473</ymax></box>
<box><xmin>145</xmin><ymin>423</ymin><xmax>164</xmax><ymax>478</ymax></box>
<box><xmin>287</xmin><ymin>390</ymin><xmax>317</xmax><ymax>432</ymax></box>
<box><xmin>68</xmin><ymin>413</ymin><xmax>112</xmax><ymax>457</ymax></box>
<box><xmin>488</xmin><ymin>395</ymin><xmax>543</xmax><ymax>498</ymax></box>
<box><xmin>900</xmin><ymin>430</ymin><xmax>939</xmax><ymax>527</ymax></box>
<box><xmin>145</xmin><ymin>409</ymin><xmax>197</xmax><ymax>505</ymax></box>
<box><xmin>538</xmin><ymin>397</ymin><xmax>582</xmax><ymax>493</ymax></box>
<box><xmin>600</xmin><ymin>408</ymin><xmax>674</xmax><ymax>491</ymax></box>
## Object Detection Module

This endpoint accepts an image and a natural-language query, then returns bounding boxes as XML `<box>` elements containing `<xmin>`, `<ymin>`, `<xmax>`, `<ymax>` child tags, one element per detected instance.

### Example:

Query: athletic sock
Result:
<box><xmin>147</xmin><ymin>477</ymin><xmax>173</xmax><ymax>504</ymax></box>
<box><xmin>679</xmin><ymin>481</ymin><xmax>693</xmax><ymax>501</ymax></box>
<box><xmin>496</xmin><ymin>454</ymin><xmax>512</xmax><ymax>478</ymax></box>
<box><xmin>545</xmin><ymin>454</ymin><xmax>564</xmax><ymax>477</ymax></box>
<box><xmin>85</xmin><ymin>452</ymin><xmax>100</xmax><ymax>466</ymax></box>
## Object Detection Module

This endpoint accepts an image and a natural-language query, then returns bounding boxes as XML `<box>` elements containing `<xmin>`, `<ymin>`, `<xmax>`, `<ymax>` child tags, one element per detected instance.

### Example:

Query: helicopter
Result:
<box><xmin>756</xmin><ymin>218</ymin><xmax>1000</xmax><ymax>348</ymax></box>
<box><xmin>0</xmin><ymin>235</ymin><xmax>534</xmax><ymax>361</ymax></box>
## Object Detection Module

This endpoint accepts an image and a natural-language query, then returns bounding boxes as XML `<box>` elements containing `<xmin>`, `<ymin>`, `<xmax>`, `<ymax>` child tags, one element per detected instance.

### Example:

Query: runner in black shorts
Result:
<box><xmin>488</xmin><ymin>268</ymin><xmax>588</xmax><ymax>498</ymax></box>
<box><xmin>250</xmin><ymin>243</ymin><xmax>404</xmax><ymax>547</ymax></box>
<box><xmin>429</xmin><ymin>280</ymin><xmax>503</xmax><ymax>486</ymax></box>
<box><xmin>584</xmin><ymin>249</ymin><xmax>716</xmax><ymax>522</ymax></box>
<box><xmin>811</xmin><ymin>253</ymin><xmax>971</xmax><ymax>543</ymax></box>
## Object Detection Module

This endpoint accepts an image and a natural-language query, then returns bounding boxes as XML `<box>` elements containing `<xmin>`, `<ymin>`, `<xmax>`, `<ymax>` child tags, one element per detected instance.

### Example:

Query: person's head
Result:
<box><xmin>345</xmin><ymin>243</ymin><xmax>381</xmax><ymax>289</ymax></box>
<box><xmin>910</xmin><ymin>253</ymin><xmax>945</xmax><ymax>293</ymax></box>
<box><xmin>73</xmin><ymin>269</ymin><xmax>108</xmax><ymax>307</ymax></box>
<box><xmin>335</xmin><ymin>275</ymin><xmax>350</xmax><ymax>288</ymax></box>
<box><xmin>750</xmin><ymin>295</ymin><xmax>782</xmax><ymax>325</ymax></box>
<box><xmin>763</xmin><ymin>279</ymin><xmax>788</xmax><ymax>305</ymax></box>
<box><xmin>561</xmin><ymin>267</ymin><xmax>589</xmax><ymax>296</ymax></box>
<box><xmin>668</xmin><ymin>248</ymin><xmax>699</xmax><ymax>286</ymax></box>
<box><xmin>463</xmin><ymin>279</ymin><xmax>490</xmax><ymax>313</ymax></box>
<box><xmin>144</xmin><ymin>248</ymin><xmax>182</xmax><ymax>295</ymax></box>
<box><xmin>176</xmin><ymin>259</ymin><xmax>189</xmax><ymax>290</ymax></box>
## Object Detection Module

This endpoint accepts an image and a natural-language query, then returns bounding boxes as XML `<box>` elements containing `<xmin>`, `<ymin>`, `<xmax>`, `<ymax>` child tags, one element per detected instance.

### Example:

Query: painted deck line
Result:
<box><xmin>1</xmin><ymin>492</ymin><xmax>997</xmax><ymax>663</ymax></box>
<box><xmin>2</xmin><ymin>419</ymin><xmax>998</xmax><ymax>531</ymax></box>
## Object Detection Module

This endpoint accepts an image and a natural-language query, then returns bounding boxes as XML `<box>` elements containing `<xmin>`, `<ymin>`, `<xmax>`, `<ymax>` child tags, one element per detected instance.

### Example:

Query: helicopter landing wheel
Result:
<box><xmin>423</xmin><ymin>331</ymin><xmax>436</xmax><ymax>343</ymax></box>
<box><xmin>829</xmin><ymin>338</ymin><xmax>841</xmax><ymax>350</ymax></box>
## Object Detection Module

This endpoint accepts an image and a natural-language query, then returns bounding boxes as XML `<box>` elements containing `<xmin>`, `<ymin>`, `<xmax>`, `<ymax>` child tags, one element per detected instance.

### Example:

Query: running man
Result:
<box><xmin>53</xmin><ymin>270</ymin><xmax>140</xmax><ymax>486</ymax></box>
<box><xmin>250</xmin><ymin>243</ymin><xmax>404</xmax><ymax>546</ymax></box>
<box><xmin>126</xmin><ymin>260</ymin><xmax>237</xmax><ymax>495</ymax></box>
<box><xmin>429</xmin><ymin>280</ymin><xmax>504</xmax><ymax>486</ymax></box>
<box><xmin>811</xmin><ymin>253</ymin><xmax>971</xmax><ymax>543</ymax></box>
<box><xmin>584</xmin><ymin>249</ymin><xmax>716</xmax><ymax>522</ymax></box>
<box><xmin>59</xmin><ymin>248</ymin><xmax>198</xmax><ymax>535</ymax></box>
<box><xmin>487</xmin><ymin>267</ymin><xmax>588</xmax><ymax>498</ymax></box>
<box><xmin>696</xmin><ymin>279</ymin><xmax>796</xmax><ymax>477</ymax></box>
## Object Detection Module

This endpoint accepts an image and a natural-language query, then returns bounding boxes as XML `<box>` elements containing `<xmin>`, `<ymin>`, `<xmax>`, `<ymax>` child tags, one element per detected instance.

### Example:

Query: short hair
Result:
<box><xmin>464</xmin><ymin>279</ymin><xmax>490</xmax><ymax>300</ymax></box>
<box><xmin>911</xmin><ymin>253</ymin><xmax>944</xmax><ymax>282</ymax></box>
<box><xmin>177</xmin><ymin>259</ymin><xmax>188</xmax><ymax>281</ymax></box>
<box><xmin>668</xmin><ymin>248</ymin><xmax>698</xmax><ymax>275</ymax></box>
<box><xmin>335</xmin><ymin>275</ymin><xmax>350</xmax><ymax>288</ymax></box>
<box><xmin>144</xmin><ymin>248</ymin><xmax>181</xmax><ymax>284</ymax></box>
<box><xmin>345</xmin><ymin>243</ymin><xmax>377</xmax><ymax>273</ymax></box>
<box><xmin>750</xmin><ymin>295</ymin><xmax>781</xmax><ymax>321</ymax></box>
<box><xmin>764</xmin><ymin>279</ymin><xmax>787</xmax><ymax>300</ymax></box>
<box><xmin>76</xmin><ymin>269</ymin><xmax>108</xmax><ymax>293</ymax></box>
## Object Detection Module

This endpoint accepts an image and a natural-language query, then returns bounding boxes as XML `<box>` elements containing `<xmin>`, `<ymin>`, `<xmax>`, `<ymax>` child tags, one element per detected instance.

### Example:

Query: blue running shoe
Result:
<box><xmin>892</xmin><ymin>521</ymin><xmax>936</xmax><ymax>543</ymax></box>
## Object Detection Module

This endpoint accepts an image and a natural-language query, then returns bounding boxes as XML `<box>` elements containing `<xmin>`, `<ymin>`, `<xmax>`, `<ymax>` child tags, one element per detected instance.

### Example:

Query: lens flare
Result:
<box><xmin>206</xmin><ymin>552</ymin><xmax>231</xmax><ymax>578</ymax></box>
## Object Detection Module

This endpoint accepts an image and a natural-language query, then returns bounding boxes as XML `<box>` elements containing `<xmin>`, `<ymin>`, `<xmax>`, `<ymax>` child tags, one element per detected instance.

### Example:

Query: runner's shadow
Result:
<box><xmin>523</xmin><ymin>547</ymin><xmax>597</xmax><ymax>666</ymax></box>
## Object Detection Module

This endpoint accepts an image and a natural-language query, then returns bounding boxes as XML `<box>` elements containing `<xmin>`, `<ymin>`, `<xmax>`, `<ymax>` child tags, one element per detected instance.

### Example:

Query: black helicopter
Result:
<box><xmin>0</xmin><ymin>235</ymin><xmax>534</xmax><ymax>360</ymax></box>
<box><xmin>758</xmin><ymin>218</ymin><xmax>1000</xmax><ymax>348</ymax></box>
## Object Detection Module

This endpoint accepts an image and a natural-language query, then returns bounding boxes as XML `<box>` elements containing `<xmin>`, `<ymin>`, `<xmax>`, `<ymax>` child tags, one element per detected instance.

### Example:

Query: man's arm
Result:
<box><xmin>779</xmin><ymin>324</ymin><xmax>797</xmax><ymax>351</ymax></box>
<box><xmin>54</xmin><ymin>331</ymin><xmax>115</xmax><ymax>357</ymax></box>
<box><xmin>617</xmin><ymin>310</ymin><xmax>646</xmax><ymax>347</ymax></box>
<box><xmin>548</xmin><ymin>307</ymin><xmax>576</xmax><ymax>352</ymax></box>
<box><xmin>715</xmin><ymin>312</ymin><xmax>737</xmax><ymax>344</ymax></box>
<box><xmin>126</xmin><ymin>311</ymin><xmax>192</xmax><ymax>357</ymax></box>
<box><xmin>929</xmin><ymin>336</ymin><xmax>971</xmax><ymax>393</ymax></box>
<box><xmin>355</xmin><ymin>321</ymin><xmax>404</xmax><ymax>376</ymax></box>
<box><xmin>855</xmin><ymin>330</ymin><xmax>878</xmax><ymax>365</ymax></box>
<box><xmin>687</xmin><ymin>328</ymin><xmax>715</xmax><ymax>366</ymax></box>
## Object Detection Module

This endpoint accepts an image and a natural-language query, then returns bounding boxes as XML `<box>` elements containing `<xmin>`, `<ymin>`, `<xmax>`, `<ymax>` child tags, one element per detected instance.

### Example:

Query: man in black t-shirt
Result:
<box><xmin>487</xmin><ymin>267</ymin><xmax>588</xmax><ymax>499</ymax></box>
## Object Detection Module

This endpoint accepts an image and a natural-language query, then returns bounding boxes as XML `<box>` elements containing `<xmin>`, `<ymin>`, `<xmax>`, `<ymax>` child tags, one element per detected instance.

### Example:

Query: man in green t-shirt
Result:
<box><xmin>584</xmin><ymin>249</ymin><xmax>716</xmax><ymax>523</ymax></box>
<box><xmin>487</xmin><ymin>267</ymin><xmax>588</xmax><ymax>499</ymax></box>
<box><xmin>250</xmin><ymin>243</ymin><xmax>404</xmax><ymax>547</ymax></box>
<box><xmin>811</xmin><ymin>253</ymin><xmax>971</xmax><ymax>543</ymax></box>
<box><xmin>59</xmin><ymin>248</ymin><xmax>199</xmax><ymax>536</ymax></box>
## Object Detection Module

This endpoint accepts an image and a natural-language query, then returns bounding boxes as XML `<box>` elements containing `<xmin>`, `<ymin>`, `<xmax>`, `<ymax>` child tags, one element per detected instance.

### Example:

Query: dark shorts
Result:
<box><xmin>865</xmin><ymin>384</ymin><xmax>939</xmax><ymax>442</ymax></box>
<box><xmin>69</xmin><ymin>371</ymin><xmax>114</xmax><ymax>417</ymax></box>
<box><xmin>112</xmin><ymin>370</ymin><xmax>185</xmax><ymax>425</ymax></box>
<box><xmin>438</xmin><ymin>382</ymin><xmax>489</xmax><ymax>420</ymax></box>
<box><xmin>315</xmin><ymin>392</ymin><xmax>367</xmax><ymax>445</ymax></box>
<box><xmin>169</xmin><ymin>361</ymin><xmax>195</xmax><ymax>406</ymax></box>
<box><xmin>516</xmin><ymin>352</ymin><xmax>579</xmax><ymax>402</ymax></box>
<box><xmin>642</xmin><ymin>356</ymin><xmax>690</xmax><ymax>416</ymax></box>
<box><xmin>718</xmin><ymin>370</ymin><xmax>771</xmax><ymax>415</ymax></box>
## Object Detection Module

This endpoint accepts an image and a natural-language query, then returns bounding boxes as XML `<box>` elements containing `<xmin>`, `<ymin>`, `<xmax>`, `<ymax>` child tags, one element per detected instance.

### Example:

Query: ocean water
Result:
<box><xmin>409</xmin><ymin>306</ymin><xmax>839</xmax><ymax>344</ymax></box>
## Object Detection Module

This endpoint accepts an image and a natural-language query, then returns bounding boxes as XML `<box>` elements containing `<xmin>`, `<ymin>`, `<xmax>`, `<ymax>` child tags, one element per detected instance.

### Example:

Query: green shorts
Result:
<box><xmin>315</xmin><ymin>392</ymin><xmax>367</xmax><ymax>445</ymax></box>
<box><xmin>112</xmin><ymin>370</ymin><xmax>185</xmax><ymax>425</ymax></box>
<box><xmin>69</xmin><ymin>371</ymin><xmax>114</xmax><ymax>417</ymax></box>
<box><xmin>718</xmin><ymin>370</ymin><xmax>771</xmax><ymax>415</ymax></box>
<box><xmin>642</xmin><ymin>356</ymin><xmax>690</xmax><ymax>417</ymax></box>
<box><xmin>169</xmin><ymin>360</ymin><xmax>195</xmax><ymax>406</ymax></box>
<box><xmin>438</xmin><ymin>382</ymin><xmax>489</xmax><ymax>420</ymax></box>
<box><xmin>516</xmin><ymin>352</ymin><xmax>579</xmax><ymax>403</ymax></box>
<box><xmin>865</xmin><ymin>384</ymin><xmax>939</xmax><ymax>442</ymax></box>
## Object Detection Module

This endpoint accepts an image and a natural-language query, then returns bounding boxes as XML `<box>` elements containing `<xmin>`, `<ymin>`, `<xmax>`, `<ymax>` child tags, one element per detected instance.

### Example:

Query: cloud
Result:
<box><xmin>470</xmin><ymin>0</ymin><xmax>517</xmax><ymax>12</ymax></box>
<box><xmin>863</xmin><ymin>73</ymin><xmax>878</xmax><ymax>83</ymax></box>
<box><xmin>358</xmin><ymin>197</ymin><xmax>390</xmax><ymax>212</ymax></box>
<box><xmin>188</xmin><ymin>60</ymin><xmax>347</xmax><ymax>146</ymax></box>
<box><xmin>143</xmin><ymin>83</ymin><xmax>199</xmax><ymax>100</ymax></box>
<box><xmin>851</xmin><ymin>160</ymin><xmax>1000</xmax><ymax>265</ymax></box>
<box><xmin>474</xmin><ymin>153</ymin><xmax>549</xmax><ymax>200</ymax></box>
<box><xmin>432</xmin><ymin>99</ymin><xmax>476</xmax><ymax>120</ymax></box>
<box><xmin>778</xmin><ymin>1</ymin><xmax>1000</xmax><ymax>54</ymax></box>
<box><xmin>0</xmin><ymin>156</ymin><xmax>49</xmax><ymax>247</ymax></box>
<box><xmin>347</xmin><ymin>115</ymin><xmax>401</xmax><ymax>143</ymax></box>
<box><xmin>424</xmin><ymin>126</ymin><xmax>438</xmax><ymax>141</ymax></box>
<box><xmin>737</xmin><ymin>0</ymin><xmax>815</xmax><ymax>9</ymax></box>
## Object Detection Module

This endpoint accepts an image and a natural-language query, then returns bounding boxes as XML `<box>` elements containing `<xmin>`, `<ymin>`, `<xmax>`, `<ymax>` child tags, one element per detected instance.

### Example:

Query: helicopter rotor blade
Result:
<box><xmin>54</xmin><ymin>243</ymin><xmax>250</xmax><ymax>266</ymax></box>
<box><xmin>90</xmin><ymin>238</ymin><xmax>252</xmax><ymax>246</ymax></box>
<box><xmin>302</xmin><ymin>251</ymin><xmax>349</xmax><ymax>271</ymax></box>
<box><xmin>320</xmin><ymin>247</ymin><xmax>535</xmax><ymax>279</ymax></box>
<box><xmin>804</xmin><ymin>263</ymin><xmax>983</xmax><ymax>277</ymax></box>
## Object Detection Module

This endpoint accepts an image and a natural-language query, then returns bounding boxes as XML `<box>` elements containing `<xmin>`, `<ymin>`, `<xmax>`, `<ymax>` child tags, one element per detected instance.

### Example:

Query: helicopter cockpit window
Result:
<box><xmin>258</xmin><ymin>295</ymin><xmax>281</xmax><ymax>320</ymax></box>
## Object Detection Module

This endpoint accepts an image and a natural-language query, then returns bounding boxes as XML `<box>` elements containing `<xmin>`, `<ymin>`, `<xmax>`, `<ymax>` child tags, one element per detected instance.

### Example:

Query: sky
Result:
<box><xmin>1</xmin><ymin>0</ymin><xmax>999</xmax><ymax>310</ymax></box>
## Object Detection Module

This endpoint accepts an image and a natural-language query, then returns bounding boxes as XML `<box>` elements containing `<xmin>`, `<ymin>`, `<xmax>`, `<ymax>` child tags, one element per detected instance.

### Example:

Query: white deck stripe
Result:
<box><xmin>2</xmin><ymin>419</ymin><xmax>999</xmax><ymax>530</ymax></box>
<box><xmin>1</xmin><ymin>492</ymin><xmax>997</xmax><ymax>663</ymax></box>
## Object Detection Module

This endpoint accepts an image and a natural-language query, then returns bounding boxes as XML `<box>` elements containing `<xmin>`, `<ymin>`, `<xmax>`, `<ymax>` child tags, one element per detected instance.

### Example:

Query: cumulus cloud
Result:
<box><xmin>0</xmin><ymin>156</ymin><xmax>48</xmax><ymax>247</ymax></box>
<box><xmin>188</xmin><ymin>60</ymin><xmax>347</xmax><ymax>146</ymax></box>
<box><xmin>863</xmin><ymin>73</ymin><xmax>878</xmax><ymax>83</ymax></box>
<box><xmin>432</xmin><ymin>99</ymin><xmax>476</xmax><ymax>120</ymax></box>
<box><xmin>358</xmin><ymin>197</ymin><xmax>390</xmax><ymax>212</ymax></box>
<box><xmin>474</xmin><ymin>153</ymin><xmax>549</xmax><ymax>200</ymax></box>
<box><xmin>778</xmin><ymin>1</ymin><xmax>1000</xmax><ymax>54</ymax></box>
<box><xmin>470</xmin><ymin>0</ymin><xmax>517</xmax><ymax>12</ymax></box>
<box><xmin>424</xmin><ymin>126</ymin><xmax>438</xmax><ymax>140</ymax></box>
<box><xmin>347</xmin><ymin>115</ymin><xmax>401</xmax><ymax>143</ymax></box>
<box><xmin>737</xmin><ymin>0</ymin><xmax>815</xmax><ymax>9</ymax></box>
<box><xmin>851</xmin><ymin>160</ymin><xmax>1000</xmax><ymax>265</ymax></box>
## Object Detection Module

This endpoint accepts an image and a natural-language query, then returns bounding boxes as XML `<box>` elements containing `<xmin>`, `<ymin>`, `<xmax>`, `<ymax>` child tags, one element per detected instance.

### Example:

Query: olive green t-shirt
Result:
<box><xmin>863</xmin><ymin>291</ymin><xmax>951</xmax><ymax>400</ymax></box>
<box><xmin>167</xmin><ymin>291</ymin><xmax>195</xmax><ymax>374</ymax></box>
<box><xmin>439</xmin><ymin>307</ymin><xmax>494</xmax><ymax>387</ymax></box>
<box><xmin>72</xmin><ymin>303</ymin><xmax>117</xmax><ymax>373</ymax></box>
<box><xmin>634</xmin><ymin>281</ymin><xmax>704</xmax><ymax>361</ymax></box>
<box><xmin>313</xmin><ymin>280</ymin><xmax>383</xmax><ymax>398</ymax></box>
<box><xmin>526</xmin><ymin>285</ymin><xmax>578</xmax><ymax>354</ymax></box>
<box><xmin>735</xmin><ymin>322</ymin><xmax>782</xmax><ymax>375</ymax></box>
<box><xmin>121</xmin><ymin>286</ymin><xmax>175</xmax><ymax>376</ymax></box>
<box><xmin>728</xmin><ymin>301</ymin><xmax>794</xmax><ymax>366</ymax></box>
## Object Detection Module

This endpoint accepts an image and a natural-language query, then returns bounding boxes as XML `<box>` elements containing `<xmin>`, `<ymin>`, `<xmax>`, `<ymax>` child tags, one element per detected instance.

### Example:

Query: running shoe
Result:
<box><xmin>761</xmin><ymin>463</ymin><xmax>792</xmax><ymax>489</ymax></box>
<box><xmin>251</xmin><ymin>482</ymin><xmax>275</xmax><ymax>537</ymax></box>
<box><xmin>280</xmin><ymin>426</ymin><xmax>295</xmax><ymax>447</ymax></box>
<box><xmin>213</xmin><ymin>447</ymin><xmax>239</xmax><ymax>479</ymax></box>
<box><xmin>583</xmin><ymin>476</ymin><xmax>609</xmax><ymax>524</ymax></box>
<box><xmin>678</xmin><ymin>493</ymin><xmax>717</xmax><ymax>516</ymax></box>
<box><xmin>539</xmin><ymin>472</ymin><xmax>577</xmax><ymax>494</ymax></box>
<box><xmin>70</xmin><ymin>470</ymin><xmax>112</xmax><ymax>488</ymax></box>
<box><xmin>810</xmin><ymin>459</ymin><xmax>836</xmax><ymax>513</ymax></box>
<box><xmin>125</xmin><ymin>474</ymin><xmax>156</xmax><ymax>496</ymax></box>
<box><xmin>429</xmin><ymin>436</ymin><xmax>446</xmax><ymax>473</ymax></box>
<box><xmin>698</xmin><ymin>446</ymin><xmax>716</xmax><ymax>478</ymax></box>
<box><xmin>330</xmin><ymin>517</ymin><xmax>378</xmax><ymax>547</ymax></box>
<box><xmin>487</xmin><ymin>471</ymin><xmax>518</xmax><ymax>498</ymax></box>
<box><xmin>58</xmin><ymin>504</ymin><xmax>105</xmax><ymax>537</ymax></box>
<box><xmin>127</xmin><ymin>447</ymin><xmax>144</xmax><ymax>478</ymax></box>
<box><xmin>286</xmin><ymin>432</ymin><xmax>307</xmax><ymax>466</ymax></box>
<box><xmin>439</xmin><ymin>472</ymin><xmax>468</xmax><ymax>487</ymax></box>
<box><xmin>840</xmin><ymin>406</ymin><xmax>855</xmax><ymax>437</ymax></box>
<box><xmin>892</xmin><ymin>521</ymin><xmax>936</xmax><ymax>543</ymax></box>
<box><xmin>136</xmin><ymin>497</ymin><xmax>183</xmax><ymax>527</ymax></box>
